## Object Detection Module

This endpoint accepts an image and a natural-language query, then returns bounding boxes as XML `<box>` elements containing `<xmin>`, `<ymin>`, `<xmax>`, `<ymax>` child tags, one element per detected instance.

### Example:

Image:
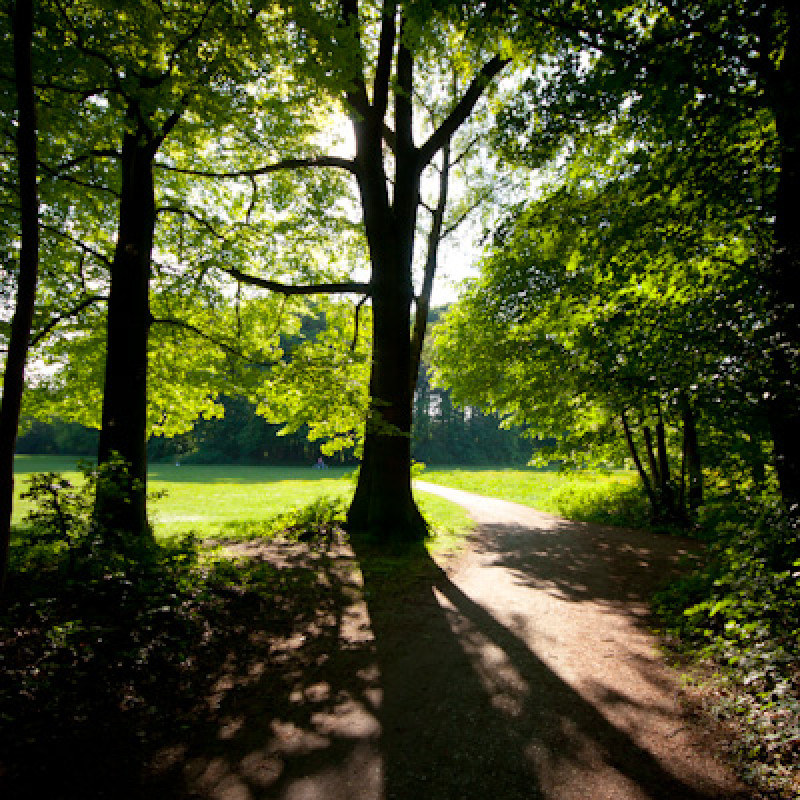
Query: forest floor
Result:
<box><xmin>134</xmin><ymin>482</ymin><xmax>755</xmax><ymax>800</ymax></box>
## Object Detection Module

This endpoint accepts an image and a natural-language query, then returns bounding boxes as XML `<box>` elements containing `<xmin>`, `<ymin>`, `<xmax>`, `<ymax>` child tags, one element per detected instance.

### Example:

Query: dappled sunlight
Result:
<box><xmin>144</xmin><ymin>541</ymin><xmax>388</xmax><ymax>800</ymax></box>
<box><xmin>141</xmin><ymin>504</ymin><xmax>743</xmax><ymax>800</ymax></box>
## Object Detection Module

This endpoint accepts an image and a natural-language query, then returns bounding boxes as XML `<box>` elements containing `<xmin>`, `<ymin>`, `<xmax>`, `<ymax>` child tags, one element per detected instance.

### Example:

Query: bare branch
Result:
<box><xmin>155</xmin><ymin>154</ymin><xmax>357</xmax><ymax>179</ymax></box>
<box><xmin>222</xmin><ymin>265</ymin><xmax>371</xmax><ymax>297</ymax></box>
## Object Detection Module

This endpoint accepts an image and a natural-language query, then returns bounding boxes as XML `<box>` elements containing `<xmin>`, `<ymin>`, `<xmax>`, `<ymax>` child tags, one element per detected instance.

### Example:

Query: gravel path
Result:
<box><xmin>148</xmin><ymin>484</ymin><xmax>749</xmax><ymax>800</ymax></box>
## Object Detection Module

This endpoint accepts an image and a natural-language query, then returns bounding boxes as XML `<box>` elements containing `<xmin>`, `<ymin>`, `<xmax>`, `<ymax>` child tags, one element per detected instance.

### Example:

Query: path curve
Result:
<box><xmin>148</xmin><ymin>484</ymin><xmax>749</xmax><ymax>800</ymax></box>
<box><xmin>412</xmin><ymin>481</ymin><xmax>745</xmax><ymax>799</ymax></box>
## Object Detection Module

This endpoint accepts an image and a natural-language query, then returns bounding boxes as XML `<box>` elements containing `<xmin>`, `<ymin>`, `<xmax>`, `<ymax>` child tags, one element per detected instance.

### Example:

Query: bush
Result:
<box><xmin>654</xmin><ymin>494</ymin><xmax>800</xmax><ymax>788</ymax></box>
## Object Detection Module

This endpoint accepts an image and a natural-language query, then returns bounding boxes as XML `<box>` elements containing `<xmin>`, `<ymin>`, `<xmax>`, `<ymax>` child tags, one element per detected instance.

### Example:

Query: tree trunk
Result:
<box><xmin>94</xmin><ymin>132</ymin><xmax>156</xmax><ymax>540</ymax></box>
<box><xmin>620</xmin><ymin>410</ymin><xmax>657</xmax><ymax>510</ymax></box>
<box><xmin>654</xmin><ymin>401</ymin><xmax>681</xmax><ymax>521</ymax></box>
<box><xmin>679</xmin><ymin>391</ymin><xmax>703</xmax><ymax>512</ymax></box>
<box><xmin>347</xmin><ymin>261</ymin><xmax>428</xmax><ymax>539</ymax></box>
<box><xmin>641</xmin><ymin>423</ymin><xmax>660</xmax><ymax>487</ymax></box>
<box><xmin>766</xmin><ymin>5</ymin><xmax>800</xmax><ymax>519</ymax></box>
<box><xmin>346</xmin><ymin>55</ymin><xmax>427</xmax><ymax>540</ymax></box>
<box><xmin>342</xmin><ymin>10</ymin><xmax>504</xmax><ymax>541</ymax></box>
<box><xmin>0</xmin><ymin>0</ymin><xmax>38</xmax><ymax>596</ymax></box>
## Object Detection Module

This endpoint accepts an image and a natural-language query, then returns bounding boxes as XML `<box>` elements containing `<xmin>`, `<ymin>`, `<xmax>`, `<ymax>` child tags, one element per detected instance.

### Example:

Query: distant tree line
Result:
<box><xmin>17</xmin><ymin>388</ymin><xmax>533</xmax><ymax>467</ymax></box>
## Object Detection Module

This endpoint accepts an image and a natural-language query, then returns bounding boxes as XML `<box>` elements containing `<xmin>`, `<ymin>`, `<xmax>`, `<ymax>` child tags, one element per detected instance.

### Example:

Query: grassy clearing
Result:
<box><xmin>11</xmin><ymin>455</ymin><xmax>473</xmax><ymax>550</ymax></box>
<box><xmin>419</xmin><ymin>465</ymin><xmax>648</xmax><ymax>527</ymax></box>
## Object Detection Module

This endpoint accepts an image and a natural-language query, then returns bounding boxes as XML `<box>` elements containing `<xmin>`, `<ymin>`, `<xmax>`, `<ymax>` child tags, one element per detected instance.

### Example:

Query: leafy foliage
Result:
<box><xmin>654</xmin><ymin>496</ymin><xmax>800</xmax><ymax>790</ymax></box>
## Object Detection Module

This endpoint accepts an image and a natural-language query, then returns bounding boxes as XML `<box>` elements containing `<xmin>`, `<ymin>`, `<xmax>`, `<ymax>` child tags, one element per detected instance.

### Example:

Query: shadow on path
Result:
<box><xmin>353</xmin><ymin>536</ymin><xmax>742</xmax><ymax>800</ymax></box>
<box><xmin>137</xmin><ymin>510</ymin><xmax>745</xmax><ymax>800</ymax></box>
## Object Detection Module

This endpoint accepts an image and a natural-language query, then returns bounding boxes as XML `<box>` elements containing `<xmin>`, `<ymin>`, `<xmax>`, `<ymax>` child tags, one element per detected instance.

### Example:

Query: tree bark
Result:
<box><xmin>679</xmin><ymin>391</ymin><xmax>703</xmax><ymax>511</ymax></box>
<box><xmin>94</xmin><ymin>131</ymin><xmax>156</xmax><ymax>540</ymax></box>
<box><xmin>343</xmin><ymin>4</ymin><xmax>505</xmax><ymax>541</ymax></box>
<box><xmin>410</xmin><ymin>136</ymin><xmax>451</xmax><ymax>387</ymax></box>
<box><xmin>641</xmin><ymin>422</ymin><xmax>660</xmax><ymax>488</ymax></box>
<box><xmin>620</xmin><ymin>411</ymin><xmax>657</xmax><ymax>510</ymax></box>
<box><xmin>0</xmin><ymin>0</ymin><xmax>38</xmax><ymax>596</ymax></box>
<box><xmin>347</xmin><ymin>32</ymin><xmax>427</xmax><ymax>541</ymax></box>
<box><xmin>765</xmin><ymin>4</ymin><xmax>800</xmax><ymax>519</ymax></box>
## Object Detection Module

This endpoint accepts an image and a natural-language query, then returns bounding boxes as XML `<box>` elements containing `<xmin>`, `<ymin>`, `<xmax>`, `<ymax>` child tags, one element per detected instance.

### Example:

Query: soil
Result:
<box><xmin>141</xmin><ymin>482</ymin><xmax>752</xmax><ymax>800</ymax></box>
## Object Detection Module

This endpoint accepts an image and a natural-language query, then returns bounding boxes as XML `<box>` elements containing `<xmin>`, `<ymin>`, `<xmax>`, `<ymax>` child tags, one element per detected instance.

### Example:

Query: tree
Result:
<box><xmin>178</xmin><ymin>1</ymin><xmax>511</xmax><ymax>539</ymax></box>
<box><xmin>493</xmin><ymin>0</ymin><xmax>800</xmax><ymax>518</ymax></box>
<box><xmin>25</xmin><ymin>0</ymin><xmax>327</xmax><ymax>539</ymax></box>
<box><xmin>0</xmin><ymin>0</ymin><xmax>39</xmax><ymax>593</ymax></box>
<box><xmin>433</xmin><ymin>127</ymin><xmax>770</xmax><ymax>521</ymax></box>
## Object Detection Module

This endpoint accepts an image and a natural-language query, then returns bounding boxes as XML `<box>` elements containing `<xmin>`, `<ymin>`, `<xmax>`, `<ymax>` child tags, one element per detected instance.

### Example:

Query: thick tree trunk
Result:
<box><xmin>347</xmin><ymin>260</ymin><xmax>427</xmax><ymax>539</ymax></box>
<box><xmin>347</xmin><ymin>192</ymin><xmax>427</xmax><ymax>538</ymax></box>
<box><xmin>346</xmin><ymin>35</ymin><xmax>427</xmax><ymax>541</ymax></box>
<box><xmin>766</xmin><ymin>8</ymin><xmax>800</xmax><ymax>519</ymax></box>
<box><xmin>94</xmin><ymin>133</ymin><xmax>156</xmax><ymax>540</ymax></box>
<box><xmin>0</xmin><ymin>0</ymin><xmax>38</xmax><ymax>596</ymax></box>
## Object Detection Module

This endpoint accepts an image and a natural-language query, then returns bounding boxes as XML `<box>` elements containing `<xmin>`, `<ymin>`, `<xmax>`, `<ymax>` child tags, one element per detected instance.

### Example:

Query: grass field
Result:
<box><xmin>11</xmin><ymin>457</ymin><xmax>646</xmax><ymax>552</ymax></box>
<box><xmin>419</xmin><ymin>466</ymin><xmax>647</xmax><ymax>527</ymax></box>
<box><xmin>11</xmin><ymin>455</ymin><xmax>473</xmax><ymax>547</ymax></box>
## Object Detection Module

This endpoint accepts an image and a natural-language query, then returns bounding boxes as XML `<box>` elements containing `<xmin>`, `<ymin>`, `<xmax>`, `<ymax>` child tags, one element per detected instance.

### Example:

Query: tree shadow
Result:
<box><xmin>469</xmin><ymin>515</ymin><xmax>701</xmax><ymax>609</ymax></box>
<box><xmin>134</xmin><ymin>521</ymin><xmax>745</xmax><ymax>800</ymax></box>
<box><xmin>353</xmin><ymin>536</ymin><xmax>742</xmax><ymax>800</ymax></box>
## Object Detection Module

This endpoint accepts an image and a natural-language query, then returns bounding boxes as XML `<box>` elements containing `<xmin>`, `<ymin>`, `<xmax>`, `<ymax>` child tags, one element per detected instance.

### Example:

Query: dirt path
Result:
<box><xmin>147</xmin><ymin>484</ymin><xmax>749</xmax><ymax>800</ymax></box>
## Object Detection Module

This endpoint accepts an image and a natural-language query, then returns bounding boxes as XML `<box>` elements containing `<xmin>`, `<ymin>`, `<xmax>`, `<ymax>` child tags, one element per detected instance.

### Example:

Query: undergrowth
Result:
<box><xmin>654</xmin><ymin>493</ymin><xmax>800</xmax><ymax>797</ymax></box>
<box><xmin>0</xmin><ymin>469</ymin><xmax>352</xmax><ymax>799</ymax></box>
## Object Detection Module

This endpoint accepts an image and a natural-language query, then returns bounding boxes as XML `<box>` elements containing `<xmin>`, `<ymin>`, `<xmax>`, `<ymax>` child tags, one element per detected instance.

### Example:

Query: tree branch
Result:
<box><xmin>164</xmin><ymin>0</ymin><xmax>220</xmax><ymax>76</ymax></box>
<box><xmin>373</xmin><ymin>1</ymin><xmax>397</xmax><ymax>120</ymax></box>
<box><xmin>30</xmin><ymin>294</ymin><xmax>106</xmax><ymax>346</ymax></box>
<box><xmin>351</xmin><ymin>294</ymin><xmax>368</xmax><ymax>352</ymax></box>
<box><xmin>418</xmin><ymin>55</ymin><xmax>509</xmax><ymax>169</ymax></box>
<box><xmin>155</xmin><ymin>154</ymin><xmax>357</xmax><ymax>178</ymax></box>
<box><xmin>222</xmin><ymin>265</ymin><xmax>371</xmax><ymax>296</ymax></box>
<box><xmin>53</xmin><ymin>0</ymin><xmax>128</xmax><ymax>100</ymax></box>
<box><xmin>40</xmin><ymin>223</ymin><xmax>113</xmax><ymax>267</ymax></box>
<box><xmin>45</xmin><ymin>149</ymin><xmax>121</xmax><ymax>175</ymax></box>
<box><xmin>156</xmin><ymin>206</ymin><xmax>226</xmax><ymax>239</ymax></box>
<box><xmin>340</xmin><ymin>0</ymin><xmax>371</xmax><ymax>120</ymax></box>
<box><xmin>411</xmin><ymin>136</ymin><xmax>451</xmax><ymax>385</ymax></box>
<box><xmin>150</xmin><ymin>314</ymin><xmax>277</xmax><ymax>367</ymax></box>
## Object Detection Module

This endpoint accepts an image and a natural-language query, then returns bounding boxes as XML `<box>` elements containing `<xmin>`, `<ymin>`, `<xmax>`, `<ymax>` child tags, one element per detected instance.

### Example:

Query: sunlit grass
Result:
<box><xmin>12</xmin><ymin>456</ymin><xmax>474</xmax><ymax>551</ymax></box>
<box><xmin>419</xmin><ymin>466</ymin><xmax>648</xmax><ymax>527</ymax></box>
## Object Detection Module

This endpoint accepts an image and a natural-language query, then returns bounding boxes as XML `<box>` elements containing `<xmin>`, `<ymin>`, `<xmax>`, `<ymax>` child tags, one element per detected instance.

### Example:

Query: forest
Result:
<box><xmin>1</xmin><ymin>1</ymin><xmax>799</xmax><ymax>798</ymax></box>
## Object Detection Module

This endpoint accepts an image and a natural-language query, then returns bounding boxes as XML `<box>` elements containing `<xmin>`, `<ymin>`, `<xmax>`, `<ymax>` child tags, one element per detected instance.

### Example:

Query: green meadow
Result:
<box><xmin>11</xmin><ymin>456</ymin><xmax>473</xmax><ymax>548</ymax></box>
<box><xmin>12</xmin><ymin>456</ymin><xmax>646</xmax><ymax>546</ymax></box>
